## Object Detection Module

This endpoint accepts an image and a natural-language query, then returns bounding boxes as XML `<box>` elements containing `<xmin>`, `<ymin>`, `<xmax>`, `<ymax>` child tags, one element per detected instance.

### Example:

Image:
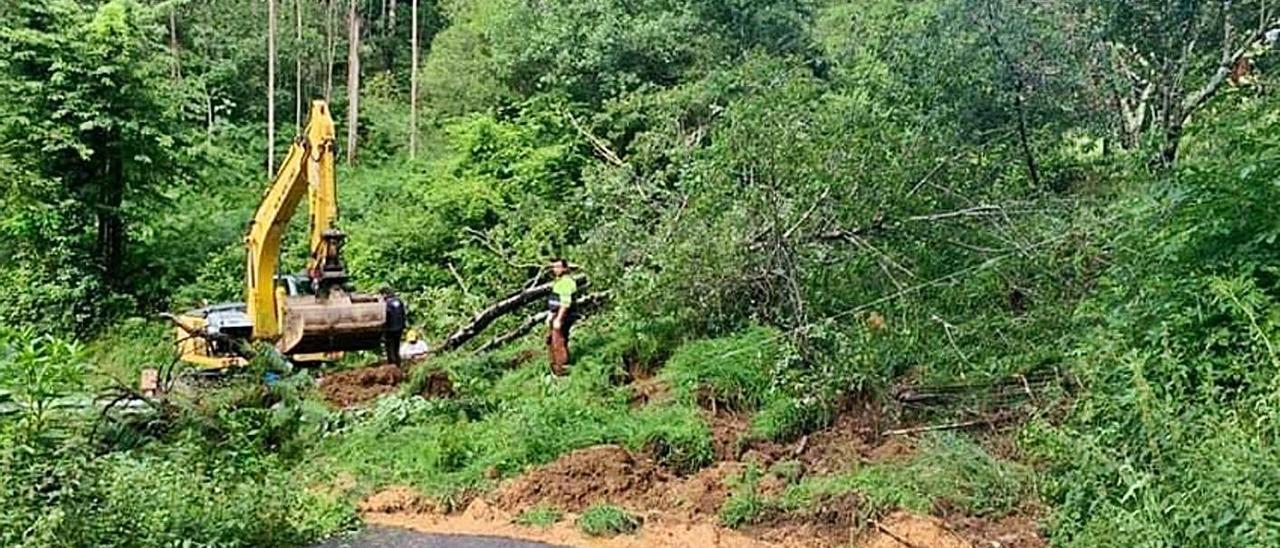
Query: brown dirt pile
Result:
<box><xmin>658</xmin><ymin>462</ymin><xmax>743</xmax><ymax>518</ymax></box>
<box><xmin>318</xmin><ymin>364</ymin><xmax>405</xmax><ymax>407</ymax></box>
<box><xmin>862</xmin><ymin>511</ymin><xmax>971</xmax><ymax>548</ymax></box>
<box><xmin>358</xmin><ymin>485</ymin><xmax>434</xmax><ymax>514</ymax></box>
<box><xmin>319</xmin><ymin>364</ymin><xmax>454</xmax><ymax>407</ymax></box>
<box><xmin>494</xmin><ymin>445</ymin><xmax>673</xmax><ymax>512</ymax></box>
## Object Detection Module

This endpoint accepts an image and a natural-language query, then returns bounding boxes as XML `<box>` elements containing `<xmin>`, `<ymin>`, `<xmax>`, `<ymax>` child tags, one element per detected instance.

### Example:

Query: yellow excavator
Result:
<box><xmin>167</xmin><ymin>100</ymin><xmax>404</xmax><ymax>371</ymax></box>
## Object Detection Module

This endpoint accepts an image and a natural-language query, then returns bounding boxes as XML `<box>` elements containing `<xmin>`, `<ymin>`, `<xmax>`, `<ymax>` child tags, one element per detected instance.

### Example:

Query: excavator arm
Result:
<box><xmin>239</xmin><ymin>100</ymin><xmax>399</xmax><ymax>359</ymax></box>
<box><xmin>245</xmin><ymin>100</ymin><xmax>338</xmax><ymax>339</ymax></box>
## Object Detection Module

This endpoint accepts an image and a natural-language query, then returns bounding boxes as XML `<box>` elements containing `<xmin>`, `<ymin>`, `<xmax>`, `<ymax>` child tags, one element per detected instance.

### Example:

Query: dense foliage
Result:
<box><xmin>1</xmin><ymin>0</ymin><xmax>1278</xmax><ymax>546</ymax></box>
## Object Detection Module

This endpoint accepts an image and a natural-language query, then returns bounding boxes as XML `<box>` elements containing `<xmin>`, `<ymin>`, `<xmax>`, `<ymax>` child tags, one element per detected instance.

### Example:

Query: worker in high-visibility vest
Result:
<box><xmin>547</xmin><ymin>258</ymin><xmax>577</xmax><ymax>375</ymax></box>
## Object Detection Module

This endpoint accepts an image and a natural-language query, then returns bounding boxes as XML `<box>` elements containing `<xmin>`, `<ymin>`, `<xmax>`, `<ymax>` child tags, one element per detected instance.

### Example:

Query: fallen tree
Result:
<box><xmin>434</xmin><ymin>275</ymin><xmax>590</xmax><ymax>353</ymax></box>
<box><xmin>475</xmin><ymin>291</ymin><xmax>611</xmax><ymax>353</ymax></box>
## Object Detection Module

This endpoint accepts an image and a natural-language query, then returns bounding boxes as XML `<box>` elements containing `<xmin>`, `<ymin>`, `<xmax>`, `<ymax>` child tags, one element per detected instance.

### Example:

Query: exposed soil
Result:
<box><xmin>358</xmin><ymin>400</ymin><xmax>1045</xmax><ymax>548</ymax></box>
<box><xmin>319</xmin><ymin>364</ymin><xmax>405</xmax><ymax>407</ymax></box>
<box><xmin>493</xmin><ymin>445</ymin><xmax>673</xmax><ymax>512</ymax></box>
<box><xmin>367</xmin><ymin>496</ymin><xmax>774</xmax><ymax>548</ymax></box>
<box><xmin>745</xmin><ymin>491</ymin><xmax>868</xmax><ymax>547</ymax></box>
<box><xmin>724</xmin><ymin>401</ymin><xmax>905</xmax><ymax>475</ymax></box>
<box><xmin>628</xmin><ymin>377</ymin><xmax>672</xmax><ymax>408</ymax></box>
<box><xmin>862</xmin><ymin>511</ymin><xmax>971</xmax><ymax>548</ymax></box>
<box><xmin>318</xmin><ymin>363</ymin><xmax>453</xmax><ymax>408</ymax></box>
<box><xmin>416</xmin><ymin>369</ymin><xmax>456</xmax><ymax>399</ymax></box>
<box><xmin>949</xmin><ymin>513</ymin><xmax>1047</xmax><ymax>548</ymax></box>
<box><xmin>359</xmin><ymin>485</ymin><xmax>435</xmax><ymax>514</ymax></box>
<box><xmin>660</xmin><ymin>462</ymin><xmax>742</xmax><ymax>518</ymax></box>
<box><xmin>707</xmin><ymin>411</ymin><xmax>752</xmax><ymax>461</ymax></box>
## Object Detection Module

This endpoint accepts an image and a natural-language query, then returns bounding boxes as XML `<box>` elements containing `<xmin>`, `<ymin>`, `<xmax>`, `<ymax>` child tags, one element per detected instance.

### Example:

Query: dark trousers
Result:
<box><xmin>384</xmin><ymin>331</ymin><xmax>403</xmax><ymax>365</ymax></box>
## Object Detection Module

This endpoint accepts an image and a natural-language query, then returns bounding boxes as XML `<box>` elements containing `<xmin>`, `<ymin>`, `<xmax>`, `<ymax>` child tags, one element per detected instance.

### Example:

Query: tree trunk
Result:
<box><xmin>385</xmin><ymin>0</ymin><xmax>398</xmax><ymax>71</ymax></box>
<box><xmin>295</xmin><ymin>0</ymin><xmax>303</xmax><ymax>130</ymax></box>
<box><xmin>1013</xmin><ymin>91</ymin><xmax>1041</xmax><ymax>187</ymax></box>
<box><xmin>205</xmin><ymin>88</ymin><xmax>214</xmax><ymax>142</ymax></box>
<box><xmin>267</xmin><ymin>0</ymin><xmax>277</xmax><ymax>176</ymax></box>
<box><xmin>169</xmin><ymin>7</ymin><xmax>181</xmax><ymax>80</ymax></box>
<box><xmin>325</xmin><ymin>0</ymin><xmax>335</xmax><ymax>102</ymax></box>
<box><xmin>346</xmin><ymin>0</ymin><xmax>360</xmax><ymax>165</ymax></box>
<box><xmin>409</xmin><ymin>0</ymin><xmax>418</xmax><ymax>159</ymax></box>
<box><xmin>98</xmin><ymin>147</ymin><xmax>125</xmax><ymax>283</ymax></box>
<box><xmin>981</xmin><ymin>1</ymin><xmax>1040</xmax><ymax>187</ymax></box>
<box><xmin>1161</xmin><ymin>120</ymin><xmax>1184</xmax><ymax>168</ymax></box>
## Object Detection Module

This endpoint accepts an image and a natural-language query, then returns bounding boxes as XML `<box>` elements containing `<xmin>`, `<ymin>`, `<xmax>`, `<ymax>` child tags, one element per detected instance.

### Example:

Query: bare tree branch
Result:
<box><xmin>475</xmin><ymin>291</ymin><xmax>610</xmax><ymax>353</ymax></box>
<box><xmin>566</xmin><ymin>112</ymin><xmax>623</xmax><ymax>167</ymax></box>
<box><xmin>1182</xmin><ymin>16</ymin><xmax>1280</xmax><ymax>119</ymax></box>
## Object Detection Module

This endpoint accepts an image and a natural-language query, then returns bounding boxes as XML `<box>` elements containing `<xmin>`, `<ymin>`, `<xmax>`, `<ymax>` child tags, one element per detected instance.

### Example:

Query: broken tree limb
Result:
<box><xmin>475</xmin><ymin>291</ymin><xmax>611</xmax><ymax>354</ymax></box>
<box><xmin>566</xmin><ymin>112</ymin><xmax>624</xmax><ymax>167</ymax></box>
<box><xmin>435</xmin><ymin>275</ymin><xmax>588</xmax><ymax>353</ymax></box>
<box><xmin>477</xmin><ymin>311</ymin><xmax>549</xmax><ymax>354</ymax></box>
<box><xmin>881</xmin><ymin>418</ymin><xmax>993</xmax><ymax>437</ymax></box>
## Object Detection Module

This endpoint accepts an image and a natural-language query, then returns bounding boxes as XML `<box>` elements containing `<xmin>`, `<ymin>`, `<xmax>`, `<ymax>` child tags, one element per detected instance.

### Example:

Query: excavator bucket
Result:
<box><xmin>277</xmin><ymin>290</ymin><xmax>389</xmax><ymax>356</ymax></box>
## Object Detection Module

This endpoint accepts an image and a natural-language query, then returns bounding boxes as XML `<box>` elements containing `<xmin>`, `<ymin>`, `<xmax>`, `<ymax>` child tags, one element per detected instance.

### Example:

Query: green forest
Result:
<box><xmin>2</xmin><ymin>0</ymin><xmax>1279</xmax><ymax>546</ymax></box>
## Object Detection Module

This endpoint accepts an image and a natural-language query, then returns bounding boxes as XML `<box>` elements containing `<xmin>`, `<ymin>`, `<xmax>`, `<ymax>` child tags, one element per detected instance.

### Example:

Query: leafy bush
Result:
<box><xmin>0</xmin><ymin>328</ymin><xmax>355</xmax><ymax>547</ymax></box>
<box><xmin>719</xmin><ymin>464</ymin><xmax>767</xmax><ymax>528</ymax></box>
<box><xmin>661</xmin><ymin>326</ymin><xmax>788</xmax><ymax>411</ymax></box>
<box><xmin>1033</xmin><ymin>104</ymin><xmax>1280</xmax><ymax>546</ymax></box>
<box><xmin>576</xmin><ymin>503</ymin><xmax>640</xmax><ymax>537</ymax></box>
<box><xmin>513</xmin><ymin>504</ymin><xmax>564</xmax><ymax>528</ymax></box>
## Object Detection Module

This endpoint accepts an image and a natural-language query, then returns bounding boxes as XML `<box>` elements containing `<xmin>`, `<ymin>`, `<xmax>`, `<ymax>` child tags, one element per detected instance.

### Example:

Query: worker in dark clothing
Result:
<box><xmin>382</xmin><ymin>289</ymin><xmax>406</xmax><ymax>366</ymax></box>
<box><xmin>547</xmin><ymin>259</ymin><xmax>577</xmax><ymax>375</ymax></box>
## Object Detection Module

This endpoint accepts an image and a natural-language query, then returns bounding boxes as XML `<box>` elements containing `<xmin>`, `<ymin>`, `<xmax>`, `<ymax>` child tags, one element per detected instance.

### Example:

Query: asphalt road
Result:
<box><xmin>317</xmin><ymin>526</ymin><xmax>560</xmax><ymax>548</ymax></box>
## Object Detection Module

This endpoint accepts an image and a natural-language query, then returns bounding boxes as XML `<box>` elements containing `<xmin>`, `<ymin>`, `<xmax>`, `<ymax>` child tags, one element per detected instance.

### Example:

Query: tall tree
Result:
<box><xmin>410</xmin><ymin>0</ymin><xmax>418</xmax><ymax>159</ymax></box>
<box><xmin>346</xmin><ymin>0</ymin><xmax>360</xmax><ymax>164</ymax></box>
<box><xmin>168</xmin><ymin>4</ymin><xmax>180</xmax><ymax>79</ymax></box>
<box><xmin>294</xmin><ymin>0</ymin><xmax>302</xmax><ymax>130</ymax></box>
<box><xmin>325</xmin><ymin>0</ymin><xmax>336</xmax><ymax>101</ymax></box>
<box><xmin>0</xmin><ymin>1</ymin><xmax>184</xmax><ymax>295</ymax></box>
<box><xmin>267</xmin><ymin>0</ymin><xmax>277</xmax><ymax>175</ymax></box>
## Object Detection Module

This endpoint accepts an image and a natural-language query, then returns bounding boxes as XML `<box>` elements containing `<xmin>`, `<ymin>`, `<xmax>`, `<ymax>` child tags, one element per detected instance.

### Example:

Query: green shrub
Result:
<box><xmin>719</xmin><ymin>464</ymin><xmax>767</xmax><ymax>528</ymax></box>
<box><xmin>513</xmin><ymin>504</ymin><xmax>564</xmax><ymax>528</ymax></box>
<box><xmin>626</xmin><ymin>404</ymin><xmax>714</xmax><ymax>473</ymax></box>
<box><xmin>576</xmin><ymin>503</ymin><xmax>640</xmax><ymax>537</ymax></box>
<box><xmin>661</xmin><ymin>326</ymin><xmax>787</xmax><ymax>411</ymax></box>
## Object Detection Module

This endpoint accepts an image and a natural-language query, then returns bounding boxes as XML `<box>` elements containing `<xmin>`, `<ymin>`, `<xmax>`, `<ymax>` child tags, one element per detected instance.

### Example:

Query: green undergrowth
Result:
<box><xmin>1025</xmin><ymin>106</ymin><xmax>1280</xmax><ymax>547</ymax></box>
<box><xmin>720</xmin><ymin>433</ymin><xmax>1031</xmax><ymax>529</ymax></box>
<box><xmin>659</xmin><ymin>325</ymin><xmax>834</xmax><ymax>442</ymax></box>
<box><xmin>303</xmin><ymin>325</ymin><xmax>726</xmax><ymax>507</ymax></box>
<box><xmin>513</xmin><ymin>504</ymin><xmax>564</xmax><ymax>528</ymax></box>
<box><xmin>576</xmin><ymin>503</ymin><xmax>641</xmax><ymax>537</ymax></box>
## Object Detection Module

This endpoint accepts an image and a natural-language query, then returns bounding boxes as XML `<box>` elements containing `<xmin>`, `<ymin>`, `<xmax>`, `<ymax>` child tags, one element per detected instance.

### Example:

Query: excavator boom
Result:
<box><xmin>245</xmin><ymin>102</ymin><xmax>335</xmax><ymax>338</ymax></box>
<box><xmin>170</xmin><ymin>100</ymin><xmax>403</xmax><ymax>370</ymax></box>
